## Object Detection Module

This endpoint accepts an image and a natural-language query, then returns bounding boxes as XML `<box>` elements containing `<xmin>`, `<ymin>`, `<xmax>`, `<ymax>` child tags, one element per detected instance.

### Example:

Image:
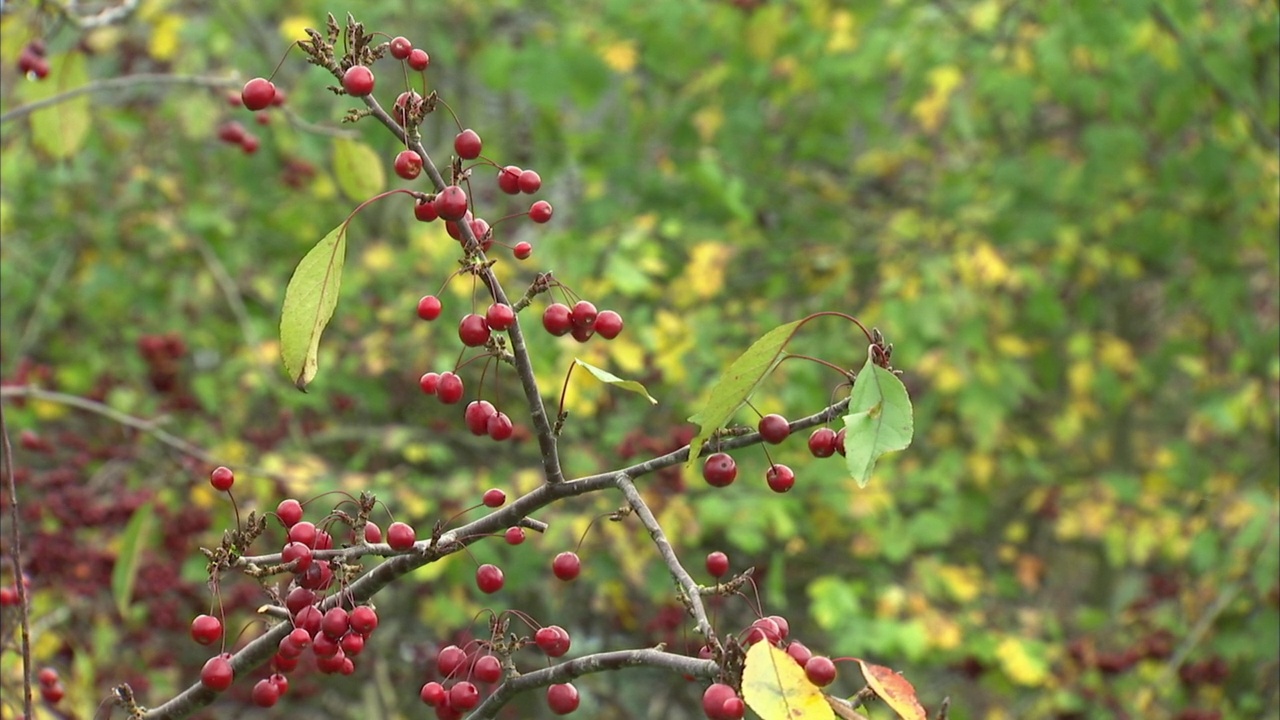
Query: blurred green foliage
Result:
<box><xmin>1</xmin><ymin>0</ymin><xmax>1276</xmax><ymax>718</ymax></box>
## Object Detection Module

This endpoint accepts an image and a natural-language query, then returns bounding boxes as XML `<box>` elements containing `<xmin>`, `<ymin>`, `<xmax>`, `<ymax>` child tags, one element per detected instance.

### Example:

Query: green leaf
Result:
<box><xmin>843</xmin><ymin>352</ymin><xmax>914</xmax><ymax>487</ymax></box>
<box><xmin>281</xmin><ymin>224</ymin><xmax>348</xmax><ymax>390</ymax></box>
<box><xmin>112</xmin><ymin>502</ymin><xmax>155</xmax><ymax>617</ymax></box>
<box><xmin>685</xmin><ymin>320</ymin><xmax>803</xmax><ymax>469</ymax></box>
<box><xmin>24</xmin><ymin>53</ymin><xmax>91</xmax><ymax>159</ymax></box>
<box><xmin>742</xmin><ymin>641</ymin><xmax>835</xmax><ymax>720</ymax></box>
<box><xmin>332</xmin><ymin>137</ymin><xmax>385</xmax><ymax>201</ymax></box>
<box><xmin>572</xmin><ymin>359</ymin><xmax>657</xmax><ymax>404</ymax></box>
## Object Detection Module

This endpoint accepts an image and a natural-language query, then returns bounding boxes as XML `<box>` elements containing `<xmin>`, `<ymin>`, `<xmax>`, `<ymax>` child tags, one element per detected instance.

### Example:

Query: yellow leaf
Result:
<box><xmin>148</xmin><ymin>13</ymin><xmax>184</xmax><ymax>62</ymax></box>
<box><xmin>826</xmin><ymin>11</ymin><xmax>859</xmax><ymax>53</ymax></box>
<box><xmin>910</xmin><ymin>65</ymin><xmax>963</xmax><ymax>133</ymax></box>
<box><xmin>25</xmin><ymin>53</ymin><xmax>91</xmax><ymax>159</ymax></box>
<box><xmin>742</xmin><ymin>642</ymin><xmax>835</xmax><ymax>720</ymax></box>
<box><xmin>995</xmin><ymin>636</ymin><xmax>1048</xmax><ymax>686</ymax></box>
<box><xmin>279</xmin><ymin>15</ymin><xmax>314</xmax><ymax>43</ymax></box>
<box><xmin>853</xmin><ymin>659</ymin><xmax>926</xmax><ymax>720</ymax></box>
<box><xmin>600</xmin><ymin>40</ymin><xmax>637</xmax><ymax>73</ymax></box>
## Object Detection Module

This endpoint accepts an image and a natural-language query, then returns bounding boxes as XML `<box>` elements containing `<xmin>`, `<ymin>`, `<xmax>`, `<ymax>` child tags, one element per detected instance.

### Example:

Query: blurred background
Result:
<box><xmin>1</xmin><ymin>1</ymin><xmax>1276</xmax><ymax>718</ymax></box>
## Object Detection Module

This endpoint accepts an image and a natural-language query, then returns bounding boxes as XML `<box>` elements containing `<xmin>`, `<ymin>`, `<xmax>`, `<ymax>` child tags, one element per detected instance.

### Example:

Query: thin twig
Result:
<box><xmin>615</xmin><ymin>474</ymin><xmax>716</xmax><ymax>641</ymax></box>
<box><xmin>0</xmin><ymin>405</ymin><xmax>34</xmax><ymax>719</ymax></box>
<box><xmin>16</xmin><ymin>245</ymin><xmax>77</xmax><ymax>360</ymax></box>
<box><xmin>0</xmin><ymin>74</ymin><xmax>240</xmax><ymax>125</ymax></box>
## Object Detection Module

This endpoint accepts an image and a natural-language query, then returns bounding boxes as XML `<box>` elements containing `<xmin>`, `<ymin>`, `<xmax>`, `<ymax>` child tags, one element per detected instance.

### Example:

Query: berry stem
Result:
<box><xmin>0</xmin><ymin>405</ymin><xmax>35</xmax><ymax>720</ymax></box>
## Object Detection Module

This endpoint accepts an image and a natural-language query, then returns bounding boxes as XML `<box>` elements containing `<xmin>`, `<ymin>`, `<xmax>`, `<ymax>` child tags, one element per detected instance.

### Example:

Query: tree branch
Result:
<box><xmin>0</xmin><ymin>74</ymin><xmax>240</xmax><ymax>125</ymax></box>
<box><xmin>0</xmin><ymin>405</ymin><xmax>34</xmax><ymax>720</ymax></box>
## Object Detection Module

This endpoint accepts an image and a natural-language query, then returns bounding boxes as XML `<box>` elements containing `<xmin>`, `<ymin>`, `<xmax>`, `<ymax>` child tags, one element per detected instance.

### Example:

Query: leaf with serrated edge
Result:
<box><xmin>573</xmin><ymin>359</ymin><xmax>657</xmax><ymax>404</ymax></box>
<box><xmin>854</xmin><ymin>659</ymin><xmax>927</xmax><ymax>720</ymax></box>
<box><xmin>26</xmin><ymin>53</ymin><xmax>91</xmax><ymax>159</ymax></box>
<box><xmin>112</xmin><ymin>502</ymin><xmax>155</xmax><ymax>617</ymax></box>
<box><xmin>685</xmin><ymin>320</ymin><xmax>803</xmax><ymax>469</ymax></box>
<box><xmin>332</xmin><ymin>137</ymin><xmax>386</xmax><ymax>201</ymax></box>
<box><xmin>742</xmin><ymin>642</ymin><xmax>835</xmax><ymax>720</ymax></box>
<box><xmin>843</xmin><ymin>352</ymin><xmax>913</xmax><ymax>486</ymax></box>
<box><xmin>281</xmin><ymin>224</ymin><xmax>347</xmax><ymax>390</ymax></box>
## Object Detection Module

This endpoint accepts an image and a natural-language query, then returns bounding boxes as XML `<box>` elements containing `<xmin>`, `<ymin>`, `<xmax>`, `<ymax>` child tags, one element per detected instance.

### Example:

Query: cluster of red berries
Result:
<box><xmin>36</xmin><ymin>666</ymin><xmax>64</xmax><ymax>705</ymax></box>
<box><xmin>419</xmin><ymin>630</ymin><xmax>580</xmax><ymax>717</ymax></box>
<box><xmin>696</xmin><ymin>611</ymin><xmax>838</xmax><ymax>720</ymax></box>
<box><xmin>542</xmin><ymin>300</ymin><xmax>623</xmax><ymax>342</ymax></box>
<box><xmin>701</xmin><ymin>415</ymin><xmax>848</xmax><ymax>493</ymax></box>
<box><xmin>16</xmin><ymin>39</ymin><xmax>49</xmax><ymax>79</ymax></box>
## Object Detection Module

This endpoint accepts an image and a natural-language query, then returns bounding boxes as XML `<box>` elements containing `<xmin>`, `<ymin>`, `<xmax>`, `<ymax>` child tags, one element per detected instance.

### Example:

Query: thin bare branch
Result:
<box><xmin>0</xmin><ymin>74</ymin><xmax>240</xmax><ymax>125</ymax></box>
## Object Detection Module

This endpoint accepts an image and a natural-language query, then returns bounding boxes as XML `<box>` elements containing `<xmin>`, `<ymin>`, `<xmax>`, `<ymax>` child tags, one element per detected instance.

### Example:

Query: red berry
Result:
<box><xmin>547</xmin><ymin>682</ymin><xmax>580</xmax><ymax>714</ymax></box>
<box><xmin>239</xmin><ymin>133</ymin><xmax>260</xmax><ymax>154</ymax></box>
<box><xmin>37</xmin><ymin>667</ymin><xmax>59</xmax><ymax>686</ymax></box>
<box><xmin>315</xmin><ymin>648</ymin><xmax>346</xmax><ymax>672</ymax></box>
<box><xmin>702</xmin><ymin>683</ymin><xmax>738</xmax><ymax>720</ymax></box>
<box><xmin>765</xmin><ymin>464</ymin><xmax>795</xmax><ymax>493</ymax></box>
<box><xmin>417</xmin><ymin>295</ymin><xmax>443</xmax><ymax>321</ymax></box>
<box><xmin>513</xmin><ymin>241</ymin><xmax>533</xmax><ymax>260</ymax></box>
<box><xmin>705</xmin><ymin>551</ymin><xmax>729</xmax><ymax>578</ymax></box>
<box><xmin>487</xmin><ymin>412</ymin><xmax>514</xmax><ymax>441</ymax></box>
<box><xmin>252</xmin><ymin>678</ymin><xmax>280</xmax><ymax>707</ymax></box>
<box><xmin>458</xmin><ymin>313</ymin><xmax>491</xmax><ymax>347</ymax></box>
<box><xmin>483</xmin><ymin>488</ymin><xmax>506</xmax><ymax>507</ymax></box>
<box><xmin>465</xmin><ymin>400</ymin><xmax>497</xmax><ymax>436</ymax></box>
<box><xmin>255</xmin><ymin>112</ymin><xmax>271</xmax><ymax>126</ymax></box>
<box><xmin>407</xmin><ymin>48</ymin><xmax>430</xmax><ymax>71</ymax></box>
<box><xmin>209</xmin><ymin>466</ymin><xmax>234</xmax><ymax>491</ymax></box>
<box><xmin>217</xmin><ymin>121</ymin><xmax>246</xmax><ymax>144</ymax></box>
<box><xmin>468</xmin><ymin>217</ymin><xmax>493</xmax><ymax>251</ymax></box>
<box><xmin>288</xmin><ymin>521</ymin><xmax>317</xmax><ymax>548</ymax></box>
<box><xmin>437</xmin><ymin>372</ymin><xmax>465</xmax><ymax>404</ymax></box>
<box><xmin>721</xmin><ymin>697</ymin><xmax>746</xmax><ymax>719</ymax></box>
<box><xmin>535</xmin><ymin>625</ymin><xmax>572</xmax><ymax>657</ymax></box>
<box><xmin>200</xmin><ymin>653</ymin><xmax>234</xmax><ymax>692</ymax></box>
<box><xmin>363</xmin><ymin>522</ymin><xmax>382</xmax><ymax>544</ymax></box>
<box><xmin>504</xmin><ymin>527</ymin><xmax>526</xmax><ymax>545</ymax></box>
<box><xmin>807</xmin><ymin>427</ymin><xmax>837</xmax><ymax>458</ymax></box>
<box><xmin>414</xmin><ymin>198</ymin><xmax>439</xmax><ymax>222</ymax></box>
<box><xmin>272</xmin><ymin>652</ymin><xmax>299</xmax><ymax>673</ymax></box>
<box><xmin>342</xmin><ymin>65</ymin><xmax>375</xmax><ymax>96</ymax></box>
<box><xmin>321</xmin><ymin>607</ymin><xmax>350</xmax><ymax>639</ymax></box>
<box><xmin>0</xmin><ymin>586</ymin><xmax>16</xmax><ymax>606</ymax></box>
<box><xmin>394</xmin><ymin>149</ymin><xmax>423</xmax><ymax>180</ymax></box>
<box><xmin>454</xmin><ymin>129</ymin><xmax>482</xmax><ymax>159</ymax></box>
<box><xmin>277</xmin><ymin>498</ymin><xmax>303</xmax><ymax>527</ymax></box>
<box><xmin>312</xmin><ymin>632</ymin><xmax>341</xmax><ymax>657</ymax></box>
<box><xmin>528</xmin><ymin>200</ymin><xmax>553</xmax><ymax>223</ymax></box>
<box><xmin>437</xmin><ymin>645</ymin><xmax>467</xmax><ymax>677</ymax></box>
<box><xmin>570</xmin><ymin>301</ymin><xmax>597</xmax><ymax>332</ymax></box>
<box><xmin>702</xmin><ymin>453</ymin><xmax>737</xmax><ymax>487</ymax></box>
<box><xmin>449</xmin><ymin>681</ymin><xmax>480</xmax><ymax>711</ymax></box>
<box><xmin>518</xmin><ymin>169</ymin><xmax>542</xmax><ymax>194</ymax></box>
<box><xmin>241</xmin><ymin>78</ymin><xmax>276</xmax><ymax>111</ymax></box>
<box><xmin>834</xmin><ymin>427</ymin><xmax>846</xmax><ymax>456</ymax></box>
<box><xmin>595</xmin><ymin>310</ymin><xmax>623</xmax><ymax>339</ymax></box>
<box><xmin>294</xmin><ymin>605</ymin><xmax>323</xmax><ymax>636</ymax></box>
<box><xmin>394</xmin><ymin>90</ymin><xmax>422</xmax><ymax>126</ymax></box>
<box><xmin>281</xmin><ymin>541</ymin><xmax>312</xmax><ymax>571</ymax></box>
<box><xmin>552</xmin><ymin>551</ymin><xmax>581</xmax><ymax>581</ymax></box>
<box><xmin>476</xmin><ymin>563</ymin><xmax>505</xmax><ymax>593</ymax></box>
<box><xmin>389</xmin><ymin>36</ymin><xmax>413</xmax><ymax>60</ymax></box>
<box><xmin>387</xmin><ymin>521</ymin><xmax>416</xmax><ymax>550</ymax></box>
<box><xmin>40</xmin><ymin>682</ymin><xmax>64</xmax><ymax>704</ymax></box>
<box><xmin>285</xmin><ymin>586</ymin><xmax>315</xmax><ymax>616</ymax></box>
<box><xmin>474</xmin><ymin>654</ymin><xmax>502</xmax><ymax>683</ymax></box>
<box><xmin>445</xmin><ymin>211</ymin><xmax>472</xmax><ymax>241</ymax></box>
<box><xmin>757</xmin><ymin>414</ymin><xmax>790</xmax><ymax>444</ymax></box>
<box><xmin>270</xmin><ymin>672</ymin><xmax>289</xmax><ymax>695</ymax></box>
<box><xmin>497</xmin><ymin>165</ymin><xmax>522</xmax><ymax>194</ymax></box>
<box><xmin>746</xmin><ymin>617</ymin><xmax>781</xmax><ymax>645</ymax></box>
<box><xmin>420</xmin><ymin>681</ymin><xmax>447</xmax><ymax>706</ymax></box>
<box><xmin>786</xmin><ymin>641</ymin><xmax>813</xmax><ymax>667</ymax></box>
<box><xmin>767</xmin><ymin>615</ymin><xmax>790</xmax><ymax>640</ymax></box>
<box><xmin>485</xmin><ymin>303</ymin><xmax>516</xmax><ymax>331</ymax></box>
<box><xmin>350</xmin><ymin>605</ymin><xmax>379</xmax><ymax>636</ymax></box>
<box><xmin>419</xmin><ymin>371</ymin><xmax>441</xmax><ymax>395</ymax></box>
<box><xmin>542</xmin><ymin>303</ymin><xmax>573</xmax><ymax>336</ymax></box>
<box><xmin>435</xmin><ymin>185</ymin><xmax>469</xmax><ymax>221</ymax></box>
<box><xmin>340</xmin><ymin>631</ymin><xmax>365</xmax><ymax>656</ymax></box>
<box><xmin>288</xmin><ymin>627</ymin><xmax>312</xmax><ymax>651</ymax></box>
<box><xmin>804</xmin><ymin>655</ymin><xmax>837</xmax><ymax>686</ymax></box>
<box><xmin>298</xmin><ymin>561</ymin><xmax>333</xmax><ymax>591</ymax></box>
